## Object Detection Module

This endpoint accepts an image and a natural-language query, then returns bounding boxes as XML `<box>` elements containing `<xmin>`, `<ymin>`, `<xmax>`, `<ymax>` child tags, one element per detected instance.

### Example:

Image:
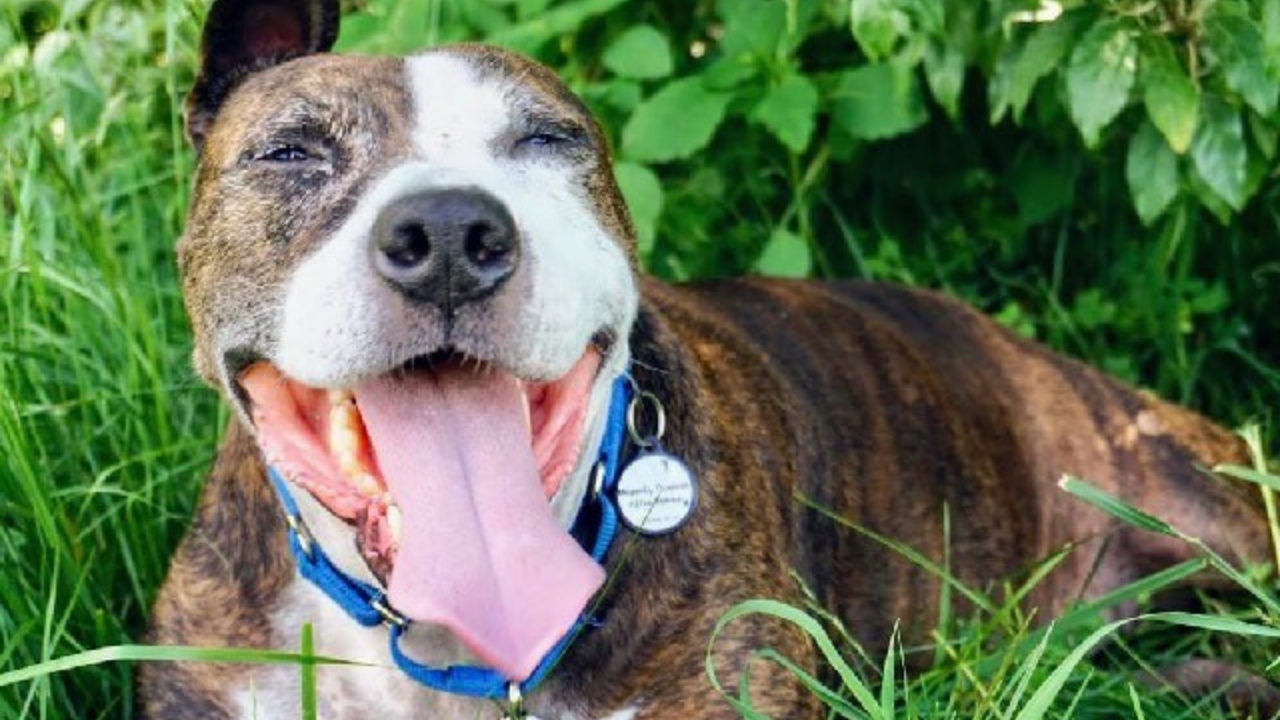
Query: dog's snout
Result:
<box><xmin>372</xmin><ymin>188</ymin><xmax>519</xmax><ymax>309</ymax></box>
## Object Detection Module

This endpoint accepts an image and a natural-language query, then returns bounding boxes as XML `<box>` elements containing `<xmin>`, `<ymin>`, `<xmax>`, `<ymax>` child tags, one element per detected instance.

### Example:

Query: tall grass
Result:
<box><xmin>1</xmin><ymin>1</ymin><xmax>1277</xmax><ymax>718</ymax></box>
<box><xmin>2</xmin><ymin>1</ymin><xmax>217</xmax><ymax>716</ymax></box>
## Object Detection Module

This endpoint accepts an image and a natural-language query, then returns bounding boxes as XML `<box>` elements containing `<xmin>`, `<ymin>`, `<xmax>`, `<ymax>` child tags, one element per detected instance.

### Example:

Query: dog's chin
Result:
<box><xmin>237</xmin><ymin>346</ymin><xmax>604</xmax><ymax>585</ymax></box>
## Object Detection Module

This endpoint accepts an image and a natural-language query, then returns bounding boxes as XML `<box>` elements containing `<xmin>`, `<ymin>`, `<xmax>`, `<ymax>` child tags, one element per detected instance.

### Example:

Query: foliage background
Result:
<box><xmin>0</xmin><ymin>0</ymin><xmax>1277</xmax><ymax>716</ymax></box>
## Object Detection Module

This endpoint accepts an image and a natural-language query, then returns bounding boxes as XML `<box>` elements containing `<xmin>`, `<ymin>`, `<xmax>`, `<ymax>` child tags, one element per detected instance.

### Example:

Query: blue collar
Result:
<box><xmin>264</xmin><ymin>373</ymin><xmax>633</xmax><ymax>701</ymax></box>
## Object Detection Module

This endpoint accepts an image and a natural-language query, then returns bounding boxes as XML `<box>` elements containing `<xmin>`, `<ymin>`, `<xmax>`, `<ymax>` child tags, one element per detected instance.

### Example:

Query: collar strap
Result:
<box><xmin>264</xmin><ymin>372</ymin><xmax>634</xmax><ymax>699</ymax></box>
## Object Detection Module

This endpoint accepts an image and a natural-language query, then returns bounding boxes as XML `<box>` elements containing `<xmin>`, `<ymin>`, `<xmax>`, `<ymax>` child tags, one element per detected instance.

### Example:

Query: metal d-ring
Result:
<box><xmin>590</xmin><ymin>461</ymin><xmax>606</xmax><ymax>500</ymax></box>
<box><xmin>371</xmin><ymin>595</ymin><xmax>408</xmax><ymax>629</ymax></box>
<box><xmin>625</xmin><ymin>390</ymin><xmax>666</xmax><ymax>448</ymax></box>
<box><xmin>284</xmin><ymin>512</ymin><xmax>315</xmax><ymax>560</ymax></box>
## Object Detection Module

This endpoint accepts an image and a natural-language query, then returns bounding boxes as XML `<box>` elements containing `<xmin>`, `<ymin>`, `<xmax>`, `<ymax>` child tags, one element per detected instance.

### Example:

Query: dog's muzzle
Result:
<box><xmin>372</xmin><ymin>186</ymin><xmax>520</xmax><ymax>311</ymax></box>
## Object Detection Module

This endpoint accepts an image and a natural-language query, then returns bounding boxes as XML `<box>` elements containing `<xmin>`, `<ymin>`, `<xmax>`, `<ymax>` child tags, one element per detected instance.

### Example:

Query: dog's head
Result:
<box><xmin>179</xmin><ymin>0</ymin><xmax>639</xmax><ymax>679</ymax></box>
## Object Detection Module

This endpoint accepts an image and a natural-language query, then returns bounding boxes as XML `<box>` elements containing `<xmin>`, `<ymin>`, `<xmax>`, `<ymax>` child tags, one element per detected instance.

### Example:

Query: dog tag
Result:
<box><xmin>614</xmin><ymin>451</ymin><xmax>698</xmax><ymax>535</ymax></box>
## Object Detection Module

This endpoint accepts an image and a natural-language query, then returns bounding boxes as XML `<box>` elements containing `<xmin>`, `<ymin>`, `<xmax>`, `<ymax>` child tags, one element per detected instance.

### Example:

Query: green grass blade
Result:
<box><xmin>0</xmin><ymin>645</ymin><xmax>369</xmax><ymax>690</ymax></box>
<box><xmin>1144</xmin><ymin>611</ymin><xmax>1280</xmax><ymax>638</ymax></box>
<box><xmin>750</xmin><ymin>649</ymin><xmax>864</xmax><ymax>719</ymax></box>
<box><xmin>1213</xmin><ymin>464</ymin><xmax>1280</xmax><ymax>492</ymax></box>
<box><xmin>1061</xmin><ymin>474</ymin><xmax>1280</xmax><ymax>615</ymax></box>
<box><xmin>879</xmin><ymin>623</ymin><xmax>897</xmax><ymax>718</ymax></box>
<box><xmin>1057</xmin><ymin>476</ymin><xmax>1177</xmax><ymax>536</ymax></box>
<box><xmin>795</xmin><ymin>492</ymin><xmax>996</xmax><ymax>614</ymax></box>
<box><xmin>300</xmin><ymin>624</ymin><xmax>317</xmax><ymax>720</ymax></box>
<box><xmin>1011</xmin><ymin>619</ymin><xmax>1127</xmax><ymax>720</ymax></box>
<box><xmin>708</xmin><ymin>599</ymin><xmax>883</xmax><ymax>720</ymax></box>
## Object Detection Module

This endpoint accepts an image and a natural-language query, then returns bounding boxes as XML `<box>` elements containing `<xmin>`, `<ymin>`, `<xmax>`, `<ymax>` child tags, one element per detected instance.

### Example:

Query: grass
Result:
<box><xmin>1</xmin><ymin>0</ymin><xmax>1278</xmax><ymax>718</ymax></box>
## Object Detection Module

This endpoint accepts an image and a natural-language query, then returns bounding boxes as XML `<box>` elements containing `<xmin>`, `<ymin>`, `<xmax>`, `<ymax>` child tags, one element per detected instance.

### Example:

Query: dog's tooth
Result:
<box><xmin>354</xmin><ymin>473</ymin><xmax>382</xmax><ymax>498</ymax></box>
<box><xmin>329</xmin><ymin>408</ymin><xmax>355</xmax><ymax>461</ymax></box>
<box><xmin>328</xmin><ymin>388</ymin><xmax>354</xmax><ymax>407</ymax></box>
<box><xmin>521</xmin><ymin>392</ymin><xmax>533</xmax><ymax>435</ymax></box>
<box><xmin>386</xmin><ymin>504</ymin><xmax>403</xmax><ymax>547</ymax></box>
<box><xmin>328</xmin><ymin>397</ymin><xmax>373</xmax><ymax>484</ymax></box>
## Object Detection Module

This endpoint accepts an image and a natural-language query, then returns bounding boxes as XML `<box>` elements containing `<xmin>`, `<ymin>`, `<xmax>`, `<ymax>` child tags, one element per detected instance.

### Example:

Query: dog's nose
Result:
<box><xmin>372</xmin><ymin>188</ymin><xmax>519</xmax><ymax>309</ymax></box>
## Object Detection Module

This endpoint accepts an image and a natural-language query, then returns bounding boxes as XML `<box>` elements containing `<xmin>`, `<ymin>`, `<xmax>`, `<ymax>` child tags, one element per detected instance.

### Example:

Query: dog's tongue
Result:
<box><xmin>353</xmin><ymin>369</ymin><xmax>604</xmax><ymax>681</ymax></box>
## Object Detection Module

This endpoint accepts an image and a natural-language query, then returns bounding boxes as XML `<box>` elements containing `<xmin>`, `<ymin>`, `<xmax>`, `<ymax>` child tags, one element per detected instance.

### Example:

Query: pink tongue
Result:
<box><xmin>354</xmin><ymin>369</ymin><xmax>605</xmax><ymax>681</ymax></box>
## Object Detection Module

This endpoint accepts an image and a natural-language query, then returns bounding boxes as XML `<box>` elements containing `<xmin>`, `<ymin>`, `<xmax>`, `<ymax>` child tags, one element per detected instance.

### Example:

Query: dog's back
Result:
<box><xmin>640</xmin><ymin>277</ymin><xmax>1265</xmax><ymax>652</ymax></box>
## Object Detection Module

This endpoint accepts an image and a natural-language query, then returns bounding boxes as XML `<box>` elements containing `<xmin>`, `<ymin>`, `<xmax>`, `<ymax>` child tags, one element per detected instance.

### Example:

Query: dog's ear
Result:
<box><xmin>186</xmin><ymin>0</ymin><xmax>340</xmax><ymax>150</ymax></box>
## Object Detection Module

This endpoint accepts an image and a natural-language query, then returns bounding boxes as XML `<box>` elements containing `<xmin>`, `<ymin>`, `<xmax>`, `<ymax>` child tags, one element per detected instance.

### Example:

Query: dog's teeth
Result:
<box><xmin>521</xmin><ymin>394</ymin><xmax>532</xmax><ymax>435</ymax></box>
<box><xmin>386</xmin><ymin>504</ymin><xmax>403</xmax><ymax>546</ymax></box>
<box><xmin>354</xmin><ymin>473</ymin><xmax>381</xmax><ymax>498</ymax></box>
<box><xmin>328</xmin><ymin>390</ymin><xmax>374</xmax><ymax>485</ymax></box>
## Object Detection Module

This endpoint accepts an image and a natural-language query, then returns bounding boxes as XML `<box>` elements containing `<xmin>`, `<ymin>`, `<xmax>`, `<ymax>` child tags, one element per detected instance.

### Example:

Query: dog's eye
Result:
<box><xmin>515</xmin><ymin>122</ymin><xmax>589</xmax><ymax>155</ymax></box>
<box><xmin>518</xmin><ymin>132</ymin><xmax>570</xmax><ymax>148</ymax></box>
<box><xmin>259</xmin><ymin>145</ymin><xmax>311</xmax><ymax>163</ymax></box>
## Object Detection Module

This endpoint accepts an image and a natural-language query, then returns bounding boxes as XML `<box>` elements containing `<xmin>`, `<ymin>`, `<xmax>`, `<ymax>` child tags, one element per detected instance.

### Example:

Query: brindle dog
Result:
<box><xmin>140</xmin><ymin>1</ymin><xmax>1274</xmax><ymax>717</ymax></box>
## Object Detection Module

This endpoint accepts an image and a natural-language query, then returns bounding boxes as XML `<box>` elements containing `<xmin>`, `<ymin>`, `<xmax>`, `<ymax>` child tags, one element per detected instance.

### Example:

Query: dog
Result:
<box><xmin>140</xmin><ymin>0</ymin><xmax>1273</xmax><ymax>717</ymax></box>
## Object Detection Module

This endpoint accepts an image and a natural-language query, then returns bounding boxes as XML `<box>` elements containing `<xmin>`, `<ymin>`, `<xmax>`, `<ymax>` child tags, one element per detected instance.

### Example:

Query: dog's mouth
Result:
<box><xmin>238</xmin><ymin>347</ymin><xmax>608</xmax><ymax>680</ymax></box>
<box><xmin>239</xmin><ymin>349</ymin><xmax>601</xmax><ymax>575</ymax></box>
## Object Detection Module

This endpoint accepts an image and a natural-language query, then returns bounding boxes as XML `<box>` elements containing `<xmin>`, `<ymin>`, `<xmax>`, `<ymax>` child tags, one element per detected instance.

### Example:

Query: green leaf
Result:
<box><xmin>613</xmin><ymin>162</ymin><xmax>663</xmax><ymax>254</ymax></box>
<box><xmin>755</xmin><ymin>229</ymin><xmax>812</xmax><ymax>278</ymax></box>
<box><xmin>595</xmin><ymin>79</ymin><xmax>642</xmax><ymax>112</ymax></box>
<box><xmin>515</xmin><ymin>0</ymin><xmax>552</xmax><ymax>17</ymax></box>
<box><xmin>1205</xmin><ymin>10</ymin><xmax>1278</xmax><ymax>116</ymax></box>
<box><xmin>717</xmin><ymin>0</ymin><xmax>787</xmax><ymax>59</ymax></box>
<box><xmin>750</xmin><ymin>74</ymin><xmax>819</xmax><ymax>153</ymax></box>
<box><xmin>850</xmin><ymin>0</ymin><xmax>910</xmax><ymax>62</ymax></box>
<box><xmin>923</xmin><ymin>40</ymin><xmax>965</xmax><ymax>121</ymax></box>
<box><xmin>831</xmin><ymin>61</ymin><xmax>928</xmax><ymax>141</ymax></box>
<box><xmin>1070</xmin><ymin>288</ymin><xmax>1118</xmax><ymax>330</ymax></box>
<box><xmin>1266</xmin><ymin>0</ymin><xmax>1280</xmax><ymax>68</ymax></box>
<box><xmin>700</xmin><ymin>56</ymin><xmax>759</xmax><ymax>90</ymax></box>
<box><xmin>1249</xmin><ymin>111</ymin><xmax>1277</xmax><ymax>160</ymax></box>
<box><xmin>1126</xmin><ymin>121</ymin><xmax>1179</xmax><ymax>225</ymax></box>
<box><xmin>1186</xmin><ymin>165</ymin><xmax>1235</xmax><ymax>224</ymax></box>
<box><xmin>487</xmin><ymin>0</ymin><xmax>628</xmax><ymax>53</ymax></box>
<box><xmin>602</xmin><ymin>25</ymin><xmax>673</xmax><ymax>80</ymax></box>
<box><xmin>989</xmin><ymin>13</ymin><xmax>1086</xmax><ymax>124</ymax></box>
<box><xmin>1009</xmin><ymin>148</ymin><xmax>1075</xmax><ymax>226</ymax></box>
<box><xmin>621</xmin><ymin>77</ymin><xmax>732</xmax><ymax>163</ymax></box>
<box><xmin>1190</xmin><ymin>98</ymin><xmax>1247</xmax><ymax>211</ymax></box>
<box><xmin>1140</xmin><ymin>36</ymin><xmax>1199</xmax><ymax>154</ymax></box>
<box><xmin>1065</xmin><ymin>19</ymin><xmax>1138</xmax><ymax>148</ymax></box>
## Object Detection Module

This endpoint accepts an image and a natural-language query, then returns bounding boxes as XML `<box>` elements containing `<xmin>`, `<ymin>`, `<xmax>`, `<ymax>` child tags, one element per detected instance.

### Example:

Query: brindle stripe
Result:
<box><xmin>138</xmin><ymin>421</ymin><xmax>292</xmax><ymax>717</ymax></box>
